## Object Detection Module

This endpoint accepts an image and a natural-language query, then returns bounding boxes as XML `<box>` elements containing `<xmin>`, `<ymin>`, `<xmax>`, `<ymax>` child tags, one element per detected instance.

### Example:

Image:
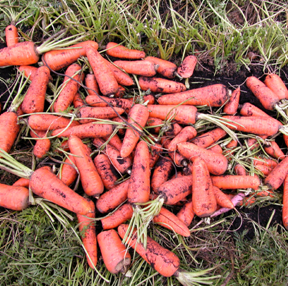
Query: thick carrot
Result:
<box><xmin>58</xmin><ymin>154</ymin><xmax>78</xmax><ymax>186</ymax></box>
<box><xmin>76</xmin><ymin>198</ymin><xmax>97</xmax><ymax>269</ymax></box>
<box><xmin>128</xmin><ymin>141</ymin><xmax>151</xmax><ymax>204</ymax></box>
<box><xmin>209</xmin><ymin>144</ymin><xmax>223</xmax><ymax>154</ymax></box>
<box><xmin>85</xmin><ymin>73</ymin><xmax>100</xmax><ymax>96</ymax></box>
<box><xmin>168</xmin><ymin>126</ymin><xmax>197</xmax><ymax>152</ymax></box>
<box><xmin>54</xmin><ymin>63</ymin><xmax>82</xmax><ymax>112</ymax></box>
<box><xmin>177</xmin><ymin>55</ymin><xmax>197</xmax><ymax>78</ymax></box>
<box><xmin>223</xmin><ymin>87</ymin><xmax>240</xmax><ymax>115</ymax></box>
<box><xmin>51</xmin><ymin>122</ymin><xmax>113</xmax><ymax>139</ymax></box>
<box><xmin>211</xmin><ymin>175</ymin><xmax>261</xmax><ymax>190</ymax></box>
<box><xmin>177</xmin><ymin>142</ymin><xmax>228</xmax><ymax>175</ymax></box>
<box><xmin>139</xmin><ymin>77</ymin><xmax>186</xmax><ymax>93</ymax></box>
<box><xmin>264</xmin><ymin>141</ymin><xmax>285</xmax><ymax>160</ymax></box>
<box><xmin>153</xmin><ymin>207</ymin><xmax>191</xmax><ymax>237</ymax></box>
<box><xmin>0</xmin><ymin>184</ymin><xmax>29</xmax><ymax>211</ymax></box>
<box><xmin>94</xmin><ymin>153</ymin><xmax>119</xmax><ymax>190</ymax></box>
<box><xmin>29</xmin><ymin>166</ymin><xmax>93</xmax><ymax>215</ymax></box>
<box><xmin>176</xmin><ymin>198</ymin><xmax>194</xmax><ymax>227</ymax></box>
<box><xmin>73</xmin><ymin>92</ymin><xmax>85</xmax><ymax>108</ymax></box>
<box><xmin>113</xmin><ymin>60</ymin><xmax>156</xmax><ymax>77</ymax></box>
<box><xmin>103</xmin><ymin>133</ymin><xmax>122</xmax><ymax>151</ymax></box>
<box><xmin>86</xmin><ymin>47</ymin><xmax>119</xmax><ymax>96</ymax></box>
<box><xmin>97</xmin><ymin>229</ymin><xmax>131</xmax><ymax>274</ymax></box>
<box><xmin>264</xmin><ymin>73</ymin><xmax>288</xmax><ymax>100</ymax></box>
<box><xmin>118</xmin><ymin>224</ymin><xmax>180</xmax><ymax>277</ymax></box>
<box><xmin>157</xmin><ymin>84</ymin><xmax>229</xmax><ymax>107</ymax></box>
<box><xmin>5</xmin><ymin>25</ymin><xmax>18</xmax><ymax>47</ymax></box>
<box><xmin>42</xmin><ymin>40</ymin><xmax>99</xmax><ymax>71</ymax></box>
<box><xmin>101</xmin><ymin>203</ymin><xmax>133</xmax><ymax>230</ymax></box>
<box><xmin>145</xmin><ymin>56</ymin><xmax>177</xmax><ymax>79</ymax></box>
<box><xmin>213</xmin><ymin>186</ymin><xmax>234</xmax><ymax>209</ymax></box>
<box><xmin>192</xmin><ymin>157</ymin><xmax>217</xmax><ymax>217</ymax></box>
<box><xmin>106</xmin><ymin>42</ymin><xmax>145</xmax><ymax>59</ymax></box>
<box><xmin>283</xmin><ymin>175</ymin><xmax>288</xmax><ymax>230</ymax></box>
<box><xmin>12</xmin><ymin>177</ymin><xmax>30</xmax><ymax>188</ymax></box>
<box><xmin>30</xmin><ymin>130</ymin><xmax>51</xmax><ymax>158</ymax></box>
<box><xmin>68</xmin><ymin>135</ymin><xmax>104</xmax><ymax>198</ymax></box>
<box><xmin>240</xmin><ymin>102</ymin><xmax>270</xmax><ymax>117</ymax></box>
<box><xmin>28</xmin><ymin>114</ymin><xmax>79</xmax><ymax>131</ymax></box>
<box><xmin>246</xmin><ymin>76</ymin><xmax>279</xmax><ymax>111</ymax></box>
<box><xmin>120</xmin><ymin>104</ymin><xmax>149</xmax><ymax>158</ymax></box>
<box><xmin>96</xmin><ymin>179</ymin><xmax>130</xmax><ymax>213</ymax></box>
<box><xmin>234</xmin><ymin>164</ymin><xmax>247</xmax><ymax>176</ymax></box>
<box><xmin>18</xmin><ymin>66</ymin><xmax>38</xmax><ymax>81</ymax></box>
<box><xmin>143</xmin><ymin>94</ymin><xmax>155</xmax><ymax>104</ymax></box>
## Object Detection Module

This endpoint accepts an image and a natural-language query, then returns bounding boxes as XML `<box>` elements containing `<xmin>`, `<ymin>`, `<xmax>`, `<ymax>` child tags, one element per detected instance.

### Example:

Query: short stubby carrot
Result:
<box><xmin>264</xmin><ymin>73</ymin><xmax>288</xmax><ymax>100</ymax></box>
<box><xmin>97</xmin><ymin>229</ymin><xmax>131</xmax><ymax>274</ymax></box>
<box><xmin>168</xmin><ymin>126</ymin><xmax>197</xmax><ymax>152</ymax></box>
<box><xmin>139</xmin><ymin>77</ymin><xmax>186</xmax><ymax>93</ymax></box>
<box><xmin>68</xmin><ymin>135</ymin><xmax>104</xmax><ymax>198</ymax></box>
<box><xmin>101</xmin><ymin>203</ymin><xmax>133</xmax><ymax>230</ymax></box>
<box><xmin>118</xmin><ymin>224</ymin><xmax>180</xmax><ymax>277</ymax></box>
<box><xmin>42</xmin><ymin>40</ymin><xmax>99</xmax><ymax>71</ymax></box>
<box><xmin>177</xmin><ymin>55</ymin><xmax>197</xmax><ymax>78</ymax></box>
<box><xmin>5</xmin><ymin>24</ymin><xmax>18</xmax><ymax>47</ymax></box>
<box><xmin>106</xmin><ymin>42</ymin><xmax>145</xmax><ymax>59</ymax></box>
<box><xmin>177</xmin><ymin>142</ymin><xmax>228</xmax><ymax>175</ymax></box>
<box><xmin>283</xmin><ymin>175</ymin><xmax>288</xmax><ymax>230</ymax></box>
<box><xmin>223</xmin><ymin>87</ymin><xmax>240</xmax><ymax>115</ymax></box>
<box><xmin>176</xmin><ymin>198</ymin><xmax>194</xmax><ymax>227</ymax></box>
<box><xmin>58</xmin><ymin>155</ymin><xmax>78</xmax><ymax>186</ymax></box>
<box><xmin>113</xmin><ymin>60</ymin><xmax>156</xmax><ymax>77</ymax></box>
<box><xmin>145</xmin><ymin>56</ymin><xmax>177</xmax><ymax>79</ymax></box>
<box><xmin>0</xmin><ymin>184</ymin><xmax>29</xmax><ymax>211</ymax></box>
<box><xmin>157</xmin><ymin>84</ymin><xmax>229</xmax><ymax>107</ymax></box>
<box><xmin>30</xmin><ymin>130</ymin><xmax>51</xmax><ymax>159</ymax></box>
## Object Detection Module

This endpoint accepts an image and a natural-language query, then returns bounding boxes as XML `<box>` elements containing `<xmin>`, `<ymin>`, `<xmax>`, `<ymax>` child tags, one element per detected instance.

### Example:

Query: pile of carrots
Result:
<box><xmin>1</xmin><ymin>23</ymin><xmax>288</xmax><ymax>284</ymax></box>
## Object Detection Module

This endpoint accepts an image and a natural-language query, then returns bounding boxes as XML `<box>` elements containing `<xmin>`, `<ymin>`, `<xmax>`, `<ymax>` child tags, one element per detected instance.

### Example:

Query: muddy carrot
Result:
<box><xmin>113</xmin><ymin>60</ymin><xmax>156</xmax><ymax>77</ymax></box>
<box><xmin>85</xmin><ymin>73</ymin><xmax>100</xmax><ymax>96</ymax></box>
<box><xmin>58</xmin><ymin>154</ymin><xmax>78</xmax><ymax>186</ymax></box>
<box><xmin>223</xmin><ymin>87</ymin><xmax>240</xmax><ymax>115</ymax></box>
<box><xmin>30</xmin><ymin>130</ymin><xmax>51</xmax><ymax>158</ymax></box>
<box><xmin>103</xmin><ymin>133</ymin><xmax>122</xmax><ymax>151</ymax></box>
<box><xmin>168</xmin><ymin>126</ymin><xmax>197</xmax><ymax>152</ymax></box>
<box><xmin>149</xmin><ymin>143</ymin><xmax>162</xmax><ymax>168</ymax></box>
<box><xmin>234</xmin><ymin>164</ymin><xmax>247</xmax><ymax>176</ymax></box>
<box><xmin>73</xmin><ymin>92</ymin><xmax>85</xmax><ymax>108</ymax></box>
<box><xmin>213</xmin><ymin>186</ymin><xmax>234</xmax><ymax>209</ymax></box>
<box><xmin>164</xmin><ymin>122</ymin><xmax>183</xmax><ymax>137</ymax></box>
<box><xmin>177</xmin><ymin>55</ymin><xmax>197</xmax><ymax>78</ymax></box>
<box><xmin>139</xmin><ymin>77</ymin><xmax>186</xmax><ymax>93</ymax></box>
<box><xmin>264</xmin><ymin>73</ymin><xmax>288</xmax><ymax>100</ymax></box>
<box><xmin>176</xmin><ymin>198</ymin><xmax>194</xmax><ymax>226</ymax></box>
<box><xmin>264</xmin><ymin>141</ymin><xmax>285</xmax><ymax>160</ymax></box>
<box><xmin>145</xmin><ymin>56</ymin><xmax>177</xmax><ymax>79</ymax></box>
<box><xmin>106</xmin><ymin>42</ymin><xmax>145</xmax><ymax>59</ymax></box>
<box><xmin>5</xmin><ymin>24</ymin><xmax>18</xmax><ymax>47</ymax></box>
<box><xmin>146</xmin><ymin>117</ymin><xmax>163</xmax><ymax>134</ymax></box>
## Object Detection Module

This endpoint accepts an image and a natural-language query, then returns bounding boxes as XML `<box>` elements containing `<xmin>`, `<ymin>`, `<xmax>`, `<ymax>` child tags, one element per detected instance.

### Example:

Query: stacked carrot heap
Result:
<box><xmin>1</xmin><ymin>26</ymin><xmax>288</xmax><ymax>285</ymax></box>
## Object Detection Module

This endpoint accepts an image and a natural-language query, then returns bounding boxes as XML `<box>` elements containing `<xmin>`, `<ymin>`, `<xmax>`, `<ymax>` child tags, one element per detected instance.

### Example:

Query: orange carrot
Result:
<box><xmin>223</xmin><ymin>87</ymin><xmax>240</xmax><ymax>115</ymax></box>
<box><xmin>94</xmin><ymin>153</ymin><xmax>119</xmax><ymax>190</ymax></box>
<box><xmin>149</xmin><ymin>143</ymin><xmax>162</xmax><ymax>168</ymax></box>
<box><xmin>30</xmin><ymin>130</ymin><xmax>51</xmax><ymax>158</ymax></box>
<box><xmin>103</xmin><ymin>133</ymin><xmax>122</xmax><ymax>151</ymax></box>
<box><xmin>177</xmin><ymin>55</ymin><xmax>197</xmax><ymax>78</ymax></box>
<box><xmin>128</xmin><ymin>141</ymin><xmax>151</xmax><ymax>204</ymax></box>
<box><xmin>58</xmin><ymin>154</ymin><xmax>78</xmax><ymax>186</ymax></box>
<box><xmin>209</xmin><ymin>144</ymin><xmax>223</xmax><ymax>154</ymax></box>
<box><xmin>139</xmin><ymin>77</ymin><xmax>186</xmax><ymax>93</ymax></box>
<box><xmin>145</xmin><ymin>56</ymin><xmax>177</xmax><ymax>79</ymax></box>
<box><xmin>264</xmin><ymin>141</ymin><xmax>285</xmax><ymax>160</ymax></box>
<box><xmin>5</xmin><ymin>25</ymin><xmax>18</xmax><ymax>47</ymax></box>
<box><xmin>213</xmin><ymin>186</ymin><xmax>234</xmax><ymax>209</ymax></box>
<box><xmin>164</xmin><ymin>122</ymin><xmax>183</xmax><ymax>137</ymax></box>
<box><xmin>211</xmin><ymin>175</ymin><xmax>261</xmax><ymax>190</ymax></box>
<box><xmin>177</xmin><ymin>142</ymin><xmax>228</xmax><ymax>175</ymax></box>
<box><xmin>240</xmin><ymin>102</ymin><xmax>271</xmax><ymax>117</ymax></box>
<box><xmin>168</xmin><ymin>126</ymin><xmax>197</xmax><ymax>152</ymax></box>
<box><xmin>12</xmin><ymin>177</ymin><xmax>30</xmax><ymax>188</ymax></box>
<box><xmin>54</xmin><ymin>63</ymin><xmax>82</xmax><ymax>112</ymax></box>
<box><xmin>120</xmin><ymin>104</ymin><xmax>149</xmax><ymax>158</ymax></box>
<box><xmin>18</xmin><ymin>66</ymin><xmax>38</xmax><ymax>81</ymax></box>
<box><xmin>253</xmin><ymin>157</ymin><xmax>278</xmax><ymax>168</ymax></box>
<box><xmin>114</xmin><ymin>85</ymin><xmax>126</xmax><ymax>98</ymax></box>
<box><xmin>234</xmin><ymin>164</ymin><xmax>247</xmax><ymax>176</ymax></box>
<box><xmin>68</xmin><ymin>135</ymin><xmax>104</xmax><ymax>198</ymax></box>
<box><xmin>85</xmin><ymin>73</ymin><xmax>100</xmax><ymax>95</ymax></box>
<box><xmin>96</xmin><ymin>179</ymin><xmax>130</xmax><ymax>213</ymax></box>
<box><xmin>157</xmin><ymin>84</ymin><xmax>229</xmax><ymax>107</ymax></box>
<box><xmin>106</xmin><ymin>42</ymin><xmax>145</xmax><ymax>59</ymax></box>
<box><xmin>97</xmin><ymin>229</ymin><xmax>131</xmax><ymax>274</ymax></box>
<box><xmin>86</xmin><ymin>47</ymin><xmax>119</xmax><ymax>96</ymax></box>
<box><xmin>192</xmin><ymin>157</ymin><xmax>217</xmax><ymax>217</ymax></box>
<box><xmin>101</xmin><ymin>203</ymin><xmax>133</xmax><ymax>230</ymax></box>
<box><xmin>76</xmin><ymin>198</ymin><xmax>97</xmax><ymax>269</ymax></box>
<box><xmin>146</xmin><ymin>117</ymin><xmax>163</xmax><ymax>134</ymax></box>
<box><xmin>113</xmin><ymin>60</ymin><xmax>156</xmax><ymax>77</ymax></box>
<box><xmin>143</xmin><ymin>94</ymin><xmax>155</xmax><ymax>104</ymax></box>
<box><xmin>73</xmin><ymin>92</ymin><xmax>85</xmax><ymax>108</ymax></box>
<box><xmin>283</xmin><ymin>175</ymin><xmax>288</xmax><ymax>230</ymax></box>
<box><xmin>176</xmin><ymin>198</ymin><xmax>194</xmax><ymax>226</ymax></box>
<box><xmin>42</xmin><ymin>40</ymin><xmax>99</xmax><ymax>71</ymax></box>
<box><xmin>0</xmin><ymin>184</ymin><xmax>29</xmax><ymax>210</ymax></box>
<box><xmin>153</xmin><ymin>207</ymin><xmax>191</xmax><ymax>237</ymax></box>
<box><xmin>264</xmin><ymin>73</ymin><xmax>288</xmax><ymax>100</ymax></box>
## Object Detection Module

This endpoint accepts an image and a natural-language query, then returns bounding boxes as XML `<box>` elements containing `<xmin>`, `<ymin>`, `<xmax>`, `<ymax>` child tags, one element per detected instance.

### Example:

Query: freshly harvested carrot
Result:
<box><xmin>164</xmin><ymin>122</ymin><xmax>183</xmax><ymax>137</ymax></box>
<box><xmin>177</xmin><ymin>55</ymin><xmax>197</xmax><ymax>78</ymax></box>
<box><xmin>28</xmin><ymin>114</ymin><xmax>79</xmax><ymax>131</ymax></box>
<box><xmin>114</xmin><ymin>85</ymin><xmax>126</xmax><ymax>98</ymax></box>
<box><xmin>192</xmin><ymin>157</ymin><xmax>217</xmax><ymax>217</ymax></box>
<box><xmin>78</xmin><ymin>106</ymin><xmax>125</xmax><ymax>124</ymax></box>
<box><xmin>177</xmin><ymin>142</ymin><xmax>228</xmax><ymax>175</ymax></box>
<box><xmin>97</xmin><ymin>229</ymin><xmax>131</xmax><ymax>274</ymax></box>
<box><xmin>101</xmin><ymin>203</ymin><xmax>133</xmax><ymax>230</ymax></box>
<box><xmin>18</xmin><ymin>66</ymin><xmax>38</xmax><ymax>81</ymax></box>
<box><xmin>254</xmin><ymin>164</ymin><xmax>274</xmax><ymax>176</ymax></box>
<box><xmin>5</xmin><ymin>24</ymin><xmax>18</xmax><ymax>47</ymax></box>
<box><xmin>94</xmin><ymin>153</ymin><xmax>119</xmax><ymax>190</ymax></box>
<box><xmin>190</xmin><ymin>128</ymin><xmax>226</xmax><ymax>149</ymax></box>
<box><xmin>238</xmin><ymin>195</ymin><xmax>256</xmax><ymax>207</ymax></box>
<box><xmin>76</xmin><ymin>198</ymin><xmax>97</xmax><ymax>269</ymax></box>
<box><xmin>234</xmin><ymin>164</ymin><xmax>247</xmax><ymax>176</ymax></box>
<box><xmin>240</xmin><ymin>102</ymin><xmax>270</xmax><ymax>117</ymax></box>
<box><xmin>151</xmin><ymin>157</ymin><xmax>174</xmax><ymax>192</ymax></box>
<box><xmin>106</xmin><ymin>42</ymin><xmax>145</xmax><ymax>59</ymax></box>
<box><xmin>253</xmin><ymin>157</ymin><xmax>278</xmax><ymax>176</ymax></box>
<box><xmin>223</xmin><ymin>87</ymin><xmax>240</xmax><ymax>115</ymax></box>
<box><xmin>213</xmin><ymin>186</ymin><xmax>234</xmax><ymax>209</ymax></box>
<box><xmin>58</xmin><ymin>154</ymin><xmax>78</xmax><ymax>186</ymax></box>
<box><xmin>54</xmin><ymin>63</ymin><xmax>82</xmax><ymax>112</ymax></box>
<box><xmin>42</xmin><ymin>40</ymin><xmax>99</xmax><ymax>71</ymax></box>
<box><xmin>68</xmin><ymin>135</ymin><xmax>104</xmax><ymax>198</ymax></box>
<box><xmin>22</xmin><ymin>66</ymin><xmax>50</xmax><ymax>114</ymax></box>
<box><xmin>264</xmin><ymin>141</ymin><xmax>285</xmax><ymax>160</ymax></box>
<box><xmin>113</xmin><ymin>60</ymin><xmax>156</xmax><ymax>77</ymax></box>
<box><xmin>153</xmin><ymin>207</ymin><xmax>191</xmax><ymax>237</ymax></box>
<box><xmin>176</xmin><ymin>198</ymin><xmax>194</xmax><ymax>226</ymax></box>
<box><xmin>283</xmin><ymin>175</ymin><xmax>288</xmax><ymax>230</ymax></box>
<box><xmin>145</xmin><ymin>56</ymin><xmax>177</xmax><ymax>79</ymax></box>
<box><xmin>73</xmin><ymin>92</ymin><xmax>85</xmax><ymax>108</ymax></box>
<box><xmin>30</xmin><ymin>130</ymin><xmax>51</xmax><ymax>159</ymax></box>
<box><xmin>120</xmin><ymin>104</ymin><xmax>149</xmax><ymax>158</ymax></box>
<box><xmin>51</xmin><ymin>122</ymin><xmax>113</xmax><ymax>139</ymax></box>
<box><xmin>86</xmin><ymin>47</ymin><xmax>119</xmax><ymax>96</ymax></box>
<box><xmin>85</xmin><ymin>73</ymin><xmax>100</xmax><ymax>95</ymax></box>
<box><xmin>264</xmin><ymin>73</ymin><xmax>288</xmax><ymax>100</ymax></box>
<box><xmin>224</xmin><ymin>139</ymin><xmax>238</xmax><ymax>159</ymax></box>
<box><xmin>103</xmin><ymin>133</ymin><xmax>122</xmax><ymax>151</ymax></box>
<box><xmin>139</xmin><ymin>77</ymin><xmax>186</xmax><ymax>93</ymax></box>
<box><xmin>211</xmin><ymin>175</ymin><xmax>261</xmax><ymax>190</ymax></box>
<box><xmin>143</xmin><ymin>94</ymin><xmax>155</xmax><ymax>104</ymax></box>
<box><xmin>168</xmin><ymin>126</ymin><xmax>197</xmax><ymax>152</ymax></box>
<box><xmin>128</xmin><ymin>141</ymin><xmax>151</xmax><ymax>204</ymax></box>
<box><xmin>0</xmin><ymin>184</ymin><xmax>29</xmax><ymax>211</ymax></box>
<box><xmin>149</xmin><ymin>143</ymin><xmax>162</xmax><ymax>168</ymax></box>
<box><xmin>146</xmin><ymin>117</ymin><xmax>163</xmax><ymax>134</ymax></box>
<box><xmin>12</xmin><ymin>177</ymin><xmax>30</xmax><ymax>188</ymax></box>
<box><xmin>246</xmin><ymin>76</ymin><xmax>279</xmax><ymax>111</ymax></box>
<box><xmin>96</xmin><ymin>179</ymin><xmax>130</xmax><ymax>213</ymax></box>
<box><xmin>157</xmin><ymin>84</ymin><xmax>230</xmax><ymax>107</ymax></box>
<box><xmin>209</xmin><ymin>144</ymin><xmax>223</xmax><ymax>154</ymax></box>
